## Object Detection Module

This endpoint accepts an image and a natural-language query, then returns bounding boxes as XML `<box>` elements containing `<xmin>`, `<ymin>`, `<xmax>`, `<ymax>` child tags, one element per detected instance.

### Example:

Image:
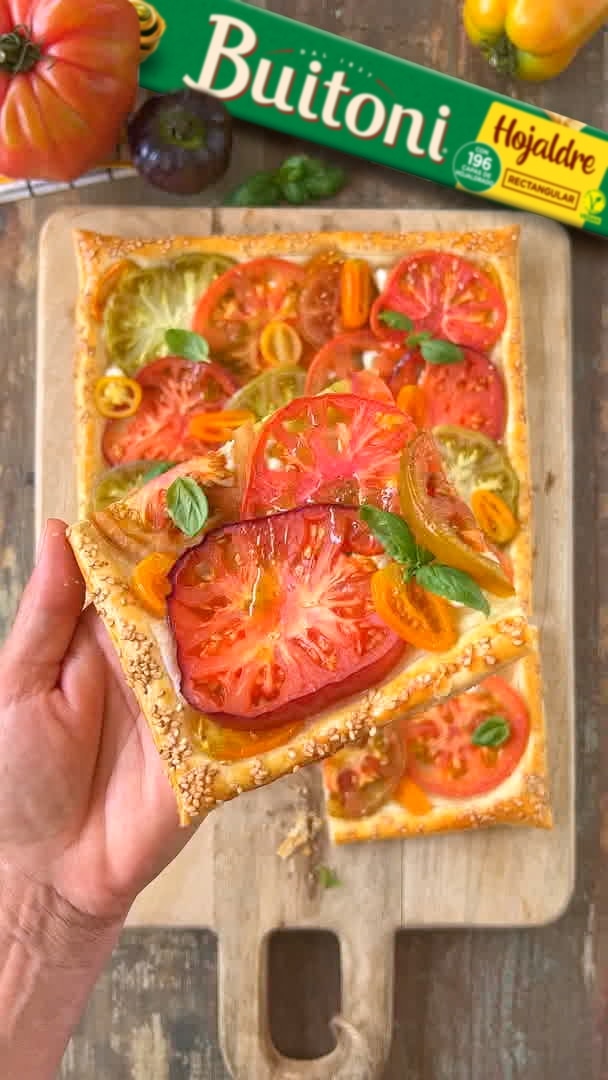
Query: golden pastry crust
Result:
<box><xmin>68</xmin><ymin>512</ymin><xmax>535</xmax><ymax>826</ymax></box>
<box><xmin>72</xmin><ymin>224</ymin><xmax>545</xmax><ymax>828</ymax></box>
<box><xmin>324</xmin><ymin>654</ymin><xmax>551</xmax><ymax>844</ymax></box>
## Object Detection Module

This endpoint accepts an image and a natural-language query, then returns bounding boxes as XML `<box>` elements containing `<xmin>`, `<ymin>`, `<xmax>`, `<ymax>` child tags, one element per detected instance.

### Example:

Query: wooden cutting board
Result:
<box><xmin>36</xmin><ymin>207</ymin><xmax>574</xmax><ymax>1080</ymax></box>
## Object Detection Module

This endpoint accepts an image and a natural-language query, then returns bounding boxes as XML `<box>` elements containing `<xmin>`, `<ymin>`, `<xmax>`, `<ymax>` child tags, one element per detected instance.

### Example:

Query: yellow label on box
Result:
<box><xmin>473</xmin><ymin>104</ymin><xmax>608</xmax><ymax>229</ymax></box>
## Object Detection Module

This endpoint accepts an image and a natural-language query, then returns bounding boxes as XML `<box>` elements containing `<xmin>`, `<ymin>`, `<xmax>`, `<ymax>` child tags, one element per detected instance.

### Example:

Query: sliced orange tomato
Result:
<box><xmin>470</xmin><ymin>489</ymin><xmax>519</xmax><ymax>545</ymax></box>
<box><xmin>396</xmin><ymin>385</ymin><xmax>426</xmax><ymax>428</ymax></box>
<box><xmin>393</xmin><ymin>774</ymin><xmax>432</xmax><ymax>815</ymax></box>
<box><xmin>259</xmin><ymin>320</ymin><xmax>303</xmax><ymax>367</ymax></box>
<box><xmin>399</xmin><ymin>432</ymin><xmax>514</xmax><ymax>597</ymax></box>
<box><xmin>371</xmin><ymin>562</ymin><xmax>457</xmax><ymax>652</ymax></box>
<box><xmin>131</xmin><ymin>552</ymin><xmax>175</xmax><ymax>617</ymax></box>
<box><xmin>188</xmin><ymin>409</ymin><xmax>255</xmax><ymax>444</ymax></box>
<box><xmin>340</xmin><ymin>258</ymin><xmax>375</xmax><ymax>330</ymax></box>
<box><xmin>91</xmin><ymin>259</ymin><xmax>136</xmax><ymax>323</ymax></box>
<box><xmin>94</xmin><ymin>375</ymin><xmax>142</xmax><ymax>419</ymax></box>
<box><xmin>199</xmin><ymin>718</ymin><xmax>305</xmax><ymax>761</ymax></box>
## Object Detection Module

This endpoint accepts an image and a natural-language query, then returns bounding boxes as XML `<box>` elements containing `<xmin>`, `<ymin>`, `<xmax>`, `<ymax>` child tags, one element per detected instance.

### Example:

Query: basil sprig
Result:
<box><xmin>359</xmin><ymin>505</ymin><xmax>490</xmax><ymax>616</ymax></box>
<box><xmin>165</xmin><ymin>329</ymin><xmax>209</xmax><ymax>363</ymax></box>
<box><xmin>225</xmin><ymin>155</ymin><xmax>346</xmax><ymax>207</ymax></box>
<box><xmin>166</xmin><ymin>477</ymin><xmax>209</xmax><ymax>537</ymax></box>
<box><xmin>378</xmin><ymin>309</ymin><xmax>463</xmax><ymax>366</ymax></box>
<box><xmin>471</xmin><ymin>715</ymin><xmax>511</xmax><ymax>748</ymax></box>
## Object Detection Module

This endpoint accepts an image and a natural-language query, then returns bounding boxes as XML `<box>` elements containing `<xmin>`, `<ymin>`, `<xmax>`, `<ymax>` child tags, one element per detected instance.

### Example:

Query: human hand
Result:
<box><xmin>0</xmin><ymin>519</ymin><xmax>196</xmax><ymax>925</ymax></box>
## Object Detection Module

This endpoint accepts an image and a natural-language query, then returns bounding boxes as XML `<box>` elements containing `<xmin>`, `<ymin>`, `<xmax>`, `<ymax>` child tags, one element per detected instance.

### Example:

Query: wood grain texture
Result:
<box><xmin>0</xmin><ymin>0</ymin><xmax>603</xmax><ymax>1076</ymax></box>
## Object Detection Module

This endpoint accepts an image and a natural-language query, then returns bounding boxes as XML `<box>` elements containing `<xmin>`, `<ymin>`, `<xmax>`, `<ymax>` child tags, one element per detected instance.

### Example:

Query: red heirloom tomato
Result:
<box><xmin>403</xmin><ymin>676</ymin><xmax>530</xmax><ymax>799</ymax></box>
<box><xmin>193</xmin><ymin>257</ymin><xmax>304</xmax><ymax>375</ymax></box>
<box><xmin>371</xmin><ymin>252</ymin><xmax>507</xmax><ymax>351</ymax></box>
<box><xmin>241</xmin><ymin>393</ymin><xmax>417</xmax><ymax>519</ymax></box>
<box><xmin>0</xmin><ymin>0</ymin><xmax>140</xmax><ymax>180</ymax></box>
<box><xmin>103</xmin><ymin>355</ymin><xmax>237</xmax><ymax>466</ymax></box>
<box><xmin>168</xmin><ymin>505</ymin><xmax>407</xmax><ymax>729</ymax></box>
<box><xmin>420</xmin><ymin>349</ymin><xmax>506</xmax><ymax>440</ymax></box>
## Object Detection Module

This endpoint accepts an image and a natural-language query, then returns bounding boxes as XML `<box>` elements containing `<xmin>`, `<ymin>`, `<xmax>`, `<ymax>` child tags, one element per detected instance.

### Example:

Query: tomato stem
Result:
<box><xmin>0</xmin><ymin>25</ymin><xmax>41</xmax><ymax>74</ymax></box>
<box><xmin>480</xmin><ymin>33</ymin><xmax>518</xmax><ymax>76</ymax></box>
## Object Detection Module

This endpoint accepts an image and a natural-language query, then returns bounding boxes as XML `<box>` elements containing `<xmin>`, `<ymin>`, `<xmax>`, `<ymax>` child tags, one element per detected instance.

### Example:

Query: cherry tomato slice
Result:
<box><xmin>259</xmin><ymin>320</ymin><xmax>303</xmax><ymax>367</ymax></box>
<box><xmin>241</xmin><ymin>393</ymin><xmax>417</xmax><ymax>519</ymax></box>
<box><xmin>131</xmin><ymin>552</ymin><xmax>175</xmax><ymax>618</ymax></box>
<box><xmin>297</xmin><ymin>251</ymin><xmax>344</xmax><ymax>348</ymax></box>
<box><xmin>420</xmin><ymin>349</ymin><xmax>506</xmax><ymax>440</ymax></box>
<box><xmin>403</xmin><ymin>676</ymin><xmax>530</xmax><ymax>798</ymax></box>
<box><xmin>168</xmin><ymin>505</ymin><xmax>407</xmax><ymax>729</ymax></box>
<box><xmin>195</xmin><ymin>717</ymin><xmax>305</xmax><ymax>761</ymax></box>
<box><xmin>371</xmin><ymin>252</ymin><xmax>507</xmax><ymax>351</ymax></box>
<box><xmin>102</xmin><ymin>355</ymin><xmax>237</xmax><ymax>466</ymax></box>
<box><xmin>94</xmin><ymin>375</ymin><xmax>142</xmax><ymax>419</ymax></box>
<box><xmin>324</xmin><ymin>728</ymin><xmax>405</xmax><ymax>819</ymax></box>
<box><xmin>393</xmin><ymin>775</ymin><xmax>432</xmax><ymax>815</ymax></box>
<box><xmin>470</xmin><ymin>489</ymin><xmax>519</xmax><ymax>546</ymax></box>
<box><xmin>396</xmin><ymin>385</ymin><xmax>426</xmax><ymax>427</ymax></box>
<box><xmin>371</xmin><ymin>563</ymin><xmax>457</xmax><ymax>652</ymax></box>
<box><xmin>340</xmin><ymin>258</ymin><xmax>376</xmax><ymax>330</ymax></box>
<box><xmin>192</xmin><ymin>258</ymin><xmax>304</xmax><ymax>376</ymax></box>
<box><xmin>188</xmin><ymin>409</ymin><xmax>255</xmax><ymax>444</ymax></box>
<box><xmin>399</xmin><ymin>432</ymin><xmax>514</xmax><ymax>597</ymax></box>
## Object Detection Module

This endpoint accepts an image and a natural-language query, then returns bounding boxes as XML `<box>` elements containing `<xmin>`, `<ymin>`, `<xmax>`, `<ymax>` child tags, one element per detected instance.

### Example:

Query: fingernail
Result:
<box><xmin>35</xmin><ymin>522</ymin><xmax>48</xmax><ymax>564</ymax></box>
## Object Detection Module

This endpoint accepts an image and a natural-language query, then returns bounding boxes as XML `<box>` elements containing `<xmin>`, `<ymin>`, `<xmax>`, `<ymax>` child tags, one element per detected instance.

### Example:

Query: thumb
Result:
<box><xmin>1</xmin><ymin>520</ymin><xmax>85</xmax><ymax>697</ymax></box>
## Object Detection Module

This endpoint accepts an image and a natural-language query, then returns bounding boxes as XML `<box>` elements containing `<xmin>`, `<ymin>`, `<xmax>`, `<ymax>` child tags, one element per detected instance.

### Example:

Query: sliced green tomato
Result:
<box><xmin>103</xmin><ymin>253</ymin><xmax>236</xmax><ymax>375</ymax></box>
<box><xmin>225</xmin><ymin>364</ymin><xmax>306</xmax><ymax>420</ymax></box>
<box><xmin>433</xmin><ymin>425</ymin><xmax>519</xmax><ymax>514</ymax></box>
<box><xmin>92</xmin><ymin>460</ymin><xmax>170</xmax><ymax>511</ymax></box>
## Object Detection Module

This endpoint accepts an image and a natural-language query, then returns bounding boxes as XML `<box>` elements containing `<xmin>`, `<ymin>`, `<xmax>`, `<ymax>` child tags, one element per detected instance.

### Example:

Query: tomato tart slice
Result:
<box><xmin>69</xmin><ymin>224</ymin><xmax>545</xmax><ymax>827</ymax></box>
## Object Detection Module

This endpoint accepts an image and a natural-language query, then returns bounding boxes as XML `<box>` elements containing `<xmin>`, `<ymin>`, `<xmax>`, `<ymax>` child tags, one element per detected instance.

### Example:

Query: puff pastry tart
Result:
<box><xmin>68</xmin><ymin>226</ymin><xmax>543</xmax><ymax>827</ymax></box>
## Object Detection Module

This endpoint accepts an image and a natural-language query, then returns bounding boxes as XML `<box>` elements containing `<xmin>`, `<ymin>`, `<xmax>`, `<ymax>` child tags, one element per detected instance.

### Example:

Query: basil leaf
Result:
<box><xmin>278</xmin><ymin>156</ymin><xmax>346</xmax><ymax>200</ymax></box>
<box><xmin>406</xmin><ymin>331</ymin><xmax>432</xmax><ymax>346</ymax></box>
<box><xmin>316</xmin><ymin>865</ymin><xmax>341</xmax><ymax>889</ymax></box>
<box><xmin>471</xmin><ymin>715</ymin><xmax>511</xmax><ymax>748</ymax></box>
<box><xmin>419</xmin><ymin>339</ymin><xmax>464</xmax><ymax>365</ymax></box>
<box><xmin>282</xmin><ymin>179</ymin><xmax>310</xmax><ymax>205</ymax></box>
<box><xmin>166</xmin><ymin>477</ymin><xmax>209</xmax><ymax>538</ymax></box>
<box><xmin>303</xmin><ymin>164</ymin><xmax>346</xmax><ymax>199</ymax></box>
<box><xmin>224</xmin><ymin>170</ymin><xmax>283</xmax><ymax>207</ymax></box>
<box><xmin>379</xmin><ymin>309</ymin><xmax>414</xmax><ymax>332</ymax></box>
<box><xmin>359</xmin><ymin>506</ymin><xmax>419</xmax><ymax>565</ymax></box>
<box><xmin>415</xmin><ymin>563</ymin><xmax>490</xmax><ymax>616</ymax></box>
<box><xmin>143</xmin><ymin>461</ymin><xmax>174</xmax><ymax>483</ymax></box>
<box><xmin>165</xmin><ymin>329</ymin><xmax>209</xmax><ymax>364</ymax></box>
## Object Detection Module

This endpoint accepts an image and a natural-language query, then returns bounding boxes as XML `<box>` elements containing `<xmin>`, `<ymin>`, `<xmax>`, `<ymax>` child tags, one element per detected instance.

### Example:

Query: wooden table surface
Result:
<box><xmin>0</xmin><ymin>2</ymin><xmax>606</xmax><ymax>1077</ymax></box>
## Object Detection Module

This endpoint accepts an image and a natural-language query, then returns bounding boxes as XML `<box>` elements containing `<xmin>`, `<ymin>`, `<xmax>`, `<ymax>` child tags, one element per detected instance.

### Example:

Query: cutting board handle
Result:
<box><xmin>217</xmin><ymin>926</ymin><xmax>395</xmax><ymax>1079</ymax></box>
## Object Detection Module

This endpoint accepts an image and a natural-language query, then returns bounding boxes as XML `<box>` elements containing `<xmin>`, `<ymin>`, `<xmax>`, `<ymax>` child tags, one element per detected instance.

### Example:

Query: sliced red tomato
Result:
<box><xmin>168</xmin><ymin>505</ymin><xmax>407</xmax><ymax>729</ymax></box>
<box><xmin>241</xmin><ymin>393</ymin><xmax>417</xmax><ymax>519</ymax></box>
<box><xmin>102</xmin><ymin>356</ymin><xmax>237</xmax><ymax>466</ymax></box>
<box><xmin>400</xmin><ymin>432</ymin><xmax>514</xmax><ymax>596</ymax></box>
<box><xmin>297</xmin><ymin>251</ymin><xmax>344</xmax><ymax>348</ymax></box>
<box><xmin>192</xmin><ymin>258</ymin><xmax>304</xmax><ymax>375</ymax></box>
<box><xmin>420</xmin><ymin>350</ymin><xmax>506</xmax><ymax>440</ymax></box>
<box><xmin>305</xmin><ymin>331</ymin><xmax>420</xmax><ymax>397</ymax></box>
<box><xmin>371</xmin><ymin>252</ymin><xmax>507</xmax><ymax>351</ymax></box>
<box><xmin>349</xmin><ymin>371</ymin><xmax>395</xmax><ymax>405</ymax></box>
<box><xmin>403</xmin><ymin>676</ymin><xmax>530</xmax><ymax>798</ymax></box>
<box><xmin>93</xmin><ymin>457</ymin><xmax>234</xmax><ymax>559</ymax></box>
<box><xmin>323</xmin><ymin>728</ymin><xmax>405</xmax><ymax>819</ymax></box>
